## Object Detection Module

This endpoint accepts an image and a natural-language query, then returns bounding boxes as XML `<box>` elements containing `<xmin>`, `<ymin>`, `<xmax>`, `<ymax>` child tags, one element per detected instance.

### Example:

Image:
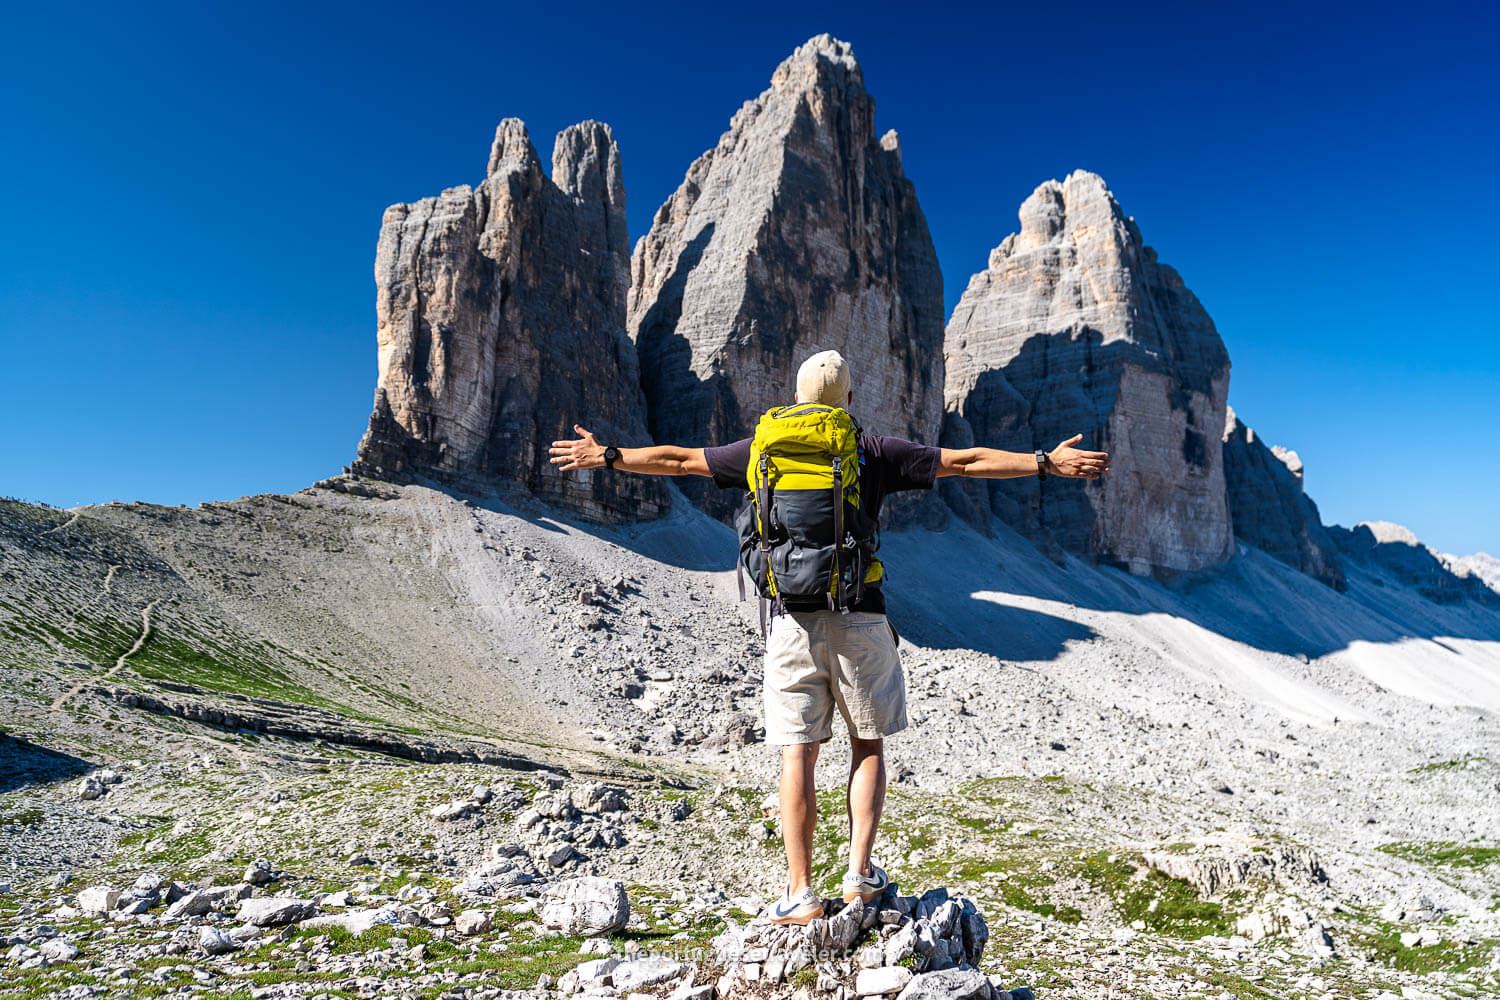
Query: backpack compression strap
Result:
<box><xmin>830</xmin><ymin>455</ymin><xmax>844</xmax><ymax>612</ymax></box>
<box><xmin>755</xmin><ymin>451</ymin><xmax>775</xmax><ymax>636</ymax></box>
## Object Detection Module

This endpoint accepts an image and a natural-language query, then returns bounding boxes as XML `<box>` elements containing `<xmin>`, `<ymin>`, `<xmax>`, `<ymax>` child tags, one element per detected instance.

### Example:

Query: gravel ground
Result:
<box><xmin>2</xmin><ymin>482</ymin><xmax>1498</xmax><ymax>999</ymax></box>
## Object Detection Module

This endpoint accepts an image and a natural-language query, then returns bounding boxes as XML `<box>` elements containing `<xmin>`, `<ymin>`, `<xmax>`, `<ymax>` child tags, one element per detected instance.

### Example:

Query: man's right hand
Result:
<box><xmin>1047</xmin><ymin>434</ymin><xmax>1110</xmax><ymax>479</ymax></box>
<box><xmin>549</xmin><ymin>425</ymin><xmax>605</xmax><ymax>471</ymax></box>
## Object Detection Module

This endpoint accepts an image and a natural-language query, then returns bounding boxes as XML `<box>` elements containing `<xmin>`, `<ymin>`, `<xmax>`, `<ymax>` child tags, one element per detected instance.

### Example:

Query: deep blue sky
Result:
<box><xmin>3</xmin><ymin>1</ymin><xmax>1497</xmax><ymax>555</ymax></box>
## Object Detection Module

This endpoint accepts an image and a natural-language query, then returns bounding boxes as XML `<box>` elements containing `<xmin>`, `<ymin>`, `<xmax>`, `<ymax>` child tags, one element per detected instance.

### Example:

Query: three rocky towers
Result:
<box><xmin>349</xmin><ymin>34</ymin><xmax>1340</xmax><ymax>587</ymax></box>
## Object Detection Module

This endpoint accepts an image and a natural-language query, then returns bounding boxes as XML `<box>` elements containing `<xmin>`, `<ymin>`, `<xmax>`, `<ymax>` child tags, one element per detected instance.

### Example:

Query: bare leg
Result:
<box><xmin>780</xmin><ymin>742</ymin><xmax>820</xmax><ymax>892</ymax></box>
<box><xmin>846</xmin><ymin>736</ymin><xmax>885</xmax><ymax>877</ymax></box>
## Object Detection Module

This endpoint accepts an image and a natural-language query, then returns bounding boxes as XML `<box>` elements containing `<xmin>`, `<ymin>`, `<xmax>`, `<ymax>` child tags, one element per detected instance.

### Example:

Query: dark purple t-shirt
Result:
<box><xmin>703</xmin><ymin>434</ymin><xmax>940</xmax><ymax>613</ymax></box>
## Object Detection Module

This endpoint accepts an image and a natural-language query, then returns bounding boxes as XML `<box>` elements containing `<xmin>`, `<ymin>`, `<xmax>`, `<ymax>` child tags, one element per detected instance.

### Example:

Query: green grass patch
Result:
<box><xmin>1076</xmin><ymin>852</ymin><xmax>1233</xmax><ymax>939</ymax></box>
<box><xmin>3</xmin><ymin>806</ymin><xmax>46</xmax><ymax>827</ymax></box>
<box><xmin>1354</xmin><ymin>929</ymin><xmax>1497</xmax><ymax>974</ymax></box>
<box><xmin>1378</xmin><ymin>840</ymin><xmax>1500</xmax><ymax>869</ymax></box>
<box><xmin>127</xmin><ymin>630</ymin><xmax>339</xmax><ymax>710</ymax></box>
<box><xmin>447</xmin><ymin>931</ymin><xmax>589</xmax><ymax>988</ymax></box>
<box><xmin>953</xmin><ymin>813</ymin><xmax>1012</xmax><ymax>836</ymax></box>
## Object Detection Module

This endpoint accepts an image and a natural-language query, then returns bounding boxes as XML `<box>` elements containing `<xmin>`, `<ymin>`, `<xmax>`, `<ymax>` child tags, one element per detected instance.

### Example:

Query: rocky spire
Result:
<box><xmin>351</xmin><ymin>119</ymin><xmax>667</xmax><ymax>522</ymax></box>
<box><xmin>943</xmin><ymin>171</ymin><xmax>1233</xmax><ymax>575</ymax></box>
<box><xmin>1221</xmin><ymin>407</ymin><xmax>1345</xmax><ymax>589</ymax></box>
<box><xmin>627</xmin><ymin>34</ymin><xmax>945</xmax><ymax>513</ymax></box>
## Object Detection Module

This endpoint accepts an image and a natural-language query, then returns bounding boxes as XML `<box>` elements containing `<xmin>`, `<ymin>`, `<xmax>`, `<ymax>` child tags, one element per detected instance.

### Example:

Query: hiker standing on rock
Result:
<box><xmin>549</xmin><ymin>350</ymin><xmax>1109</xmax><ymax>924</ymax></box>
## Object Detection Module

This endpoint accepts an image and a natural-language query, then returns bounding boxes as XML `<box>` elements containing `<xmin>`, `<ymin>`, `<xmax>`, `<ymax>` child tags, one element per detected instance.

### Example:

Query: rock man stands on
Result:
<box><xmin>550</xmin><ymin>351</ymin><xmax>1108</xmax><ymax>923</ymax></box>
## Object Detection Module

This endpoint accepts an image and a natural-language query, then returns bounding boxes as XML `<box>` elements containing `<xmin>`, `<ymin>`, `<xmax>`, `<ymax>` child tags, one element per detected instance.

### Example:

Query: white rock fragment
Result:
<box><xmin>455</xmin><ymin>909</ymin><xmax>493</xmax><ymax>936</ymax></box>
<box><xmin>76</xmin><ymin>887</ymin><xmax>120</xmax><ymax>914</ymax></box>
<box><xmin>243</xmin><ymin>859</ymin><xmax>274</xmax><ymax>886</ymax></box>
<box><xmin>539</xmin><ymin>876</ymin><xmax>629</xmax><ymax>936</ymax></box>
<box><xmin>198</xmin><ymin>927</ymin><xmax>238</xmax><ymax>955</ymax></box>
<box><xmin>236</xmin><ymin>897</ymin><xmax>317</xmax><ymax>927</ymax></box>
<box><xmin>164</xmin><ymin>891</ymin><xmax>213</xmax><ymax>920</ymax></box>
<box><xmin>856</xmin><ymin>966</ymin><xmax>912</xmax><ymax>996</ymax></box>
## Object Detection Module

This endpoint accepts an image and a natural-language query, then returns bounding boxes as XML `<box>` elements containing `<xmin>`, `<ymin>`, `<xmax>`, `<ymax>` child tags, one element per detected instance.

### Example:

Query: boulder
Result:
<box><xmin>1143</xmin><ymin>843</ymin><xmax>1326</xmax><ymax>896</ymax></box>
<box><xmin>76</xmin><ymin>886</ymin><xmax>119</xmax><ymax>914</ymax></box>
<box><xmin>857</xmin><ymin>966</ymin><xmax>914</xmax><ymax>996</ymax></box>
<box><xmin>351</xmin><ymin>118</ymin><xmax>668</xmax><ymax>524</ymax></box>
<box><xmin>302</xmin><ymin>904</ymin><xmax>406</xmax><ymax>936</ymax></box>
<box><xmin>454</xmin><ymin>908</ymin><xmax>493</xmax><ymax>936</ymax></box>
<box><xmin>884</xmin><ymin>922</ymin><xmax>917</xmax><ymax>965</ymax></box>
<box><xmin>164</xmin><ymin>891</ymin><xmax>213</xmax><ymax>920</ymax></box>
<box><xmin>1221</xmin><ymin>407</ymin><xmax>1345</xmax><ymax>588</ymax></box>
<box><xmin>454</xmin><ymin>853</ymin><xmax>537</xmax><ymax>897</ymax></box>
<box><xmin>37</xmin><ymin>938</ymin><xmax>80</xmax><ymax>962</ymax></box>
<box><xmin>116</xmin><ymin>872</ymin><xmax>166</xmax><ymax>914</ymax></box>
<box><xmin>897</xmin><ymin>968</ymin><xmax>991</xmax><ymax>1000</ymax></box>
<box><xmin>538</xmin><ymin>876</ymin><xmax>629</xmax><ymax>936</ymax></box>
<box><xmin>826</xmin><ymin>898</ymin><xmax>865</xmax><ymax>953</ymax></box>
<box><xmin>236</xmin><ymin>897</ymin><xmax>317</xmax><ymax>927</ymax></box>
<box><xmin>628</xmin><ymin>34</ymin><xmax>945</xmax><ymax>520</ymax></box>
<box><xmin>243</xmin><ymin>859</ymin><xmax>274</xmax><ymax>886</ymax></box>
<box><xmin>577</xmin><ymin>782</ymin><xmax>628</xmax><ymax>813</ymax></box>
<box><xmin>943</xmin><ymin>170</ymin><xmax>1233</xmax><ymax>575</ymax></box>
<box><xmin>612</xmin><ymin>955</ymin><xmax>688</xmax><ymax>991</ymax></box>
<box><xmin>198</xmin><ymin>927</ymin><xmax>237</xmax><ymax>955</ymax></box>
<box><xmin>575</xmin><ymin>955</ymin><xmax>622</xmax><ymax>984</ymax></box>
<box><xmin>429</xmin><ymin>800</ymin><xmax>474</xmax><ymax>822</ymax></box>
<box><xmin>200</xmin><ymin>883</ymin><xmax>253</xmax><ymax>904</ymax></box>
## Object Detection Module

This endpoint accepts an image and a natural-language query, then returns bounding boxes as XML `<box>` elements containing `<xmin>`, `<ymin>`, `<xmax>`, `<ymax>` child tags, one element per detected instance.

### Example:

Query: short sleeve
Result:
<box><xmin>703</xmin><ymin>438</ymin><xmax>753</xmax><ymax>490</ymax></box>
<box><xmin>864</xmin><ymin>435</ymin><xmax>940</xmax><ymax>493</ymax></box>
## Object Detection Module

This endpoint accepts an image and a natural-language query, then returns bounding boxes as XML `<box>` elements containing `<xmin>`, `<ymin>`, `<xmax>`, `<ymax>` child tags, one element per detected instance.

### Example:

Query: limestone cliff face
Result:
<box><xmin>351</xmin><ymin>119</ymin><xmax>667</xmax><ymax>522</ymax></box>
<box><xmin>1221</xmin><ymin>407</ymin><xmax>1345</xmax><ymax>589</ymax></box>
<box><xmin>942</xmin><ymin>171</ymin><xmax>1233</xmax><ymax>575</ymax></box>
<box><xmin>627</xmin><ymin>34</ymin><xmax>945</xmax><ymax>505</ymax></box>
<box><xmin>1330</xmin><ymin>522</ymin><xmax>1500</xmax><ymax>606</ymax></box>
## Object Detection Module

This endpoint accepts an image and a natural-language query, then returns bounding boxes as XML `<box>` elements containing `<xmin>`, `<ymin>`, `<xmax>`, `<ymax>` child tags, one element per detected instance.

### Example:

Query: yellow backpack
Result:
<box><xmin>736</xmin><ymin>403</ymin><xmax>883</xmax><ymax>622</ymax></box>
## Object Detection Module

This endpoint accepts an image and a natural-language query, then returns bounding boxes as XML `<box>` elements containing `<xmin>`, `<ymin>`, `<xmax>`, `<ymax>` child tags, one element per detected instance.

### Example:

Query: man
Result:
<box><xmin>549</xmin><ymin>351</ymin><xmax>1108</xmax><ymax>925</ymax></box>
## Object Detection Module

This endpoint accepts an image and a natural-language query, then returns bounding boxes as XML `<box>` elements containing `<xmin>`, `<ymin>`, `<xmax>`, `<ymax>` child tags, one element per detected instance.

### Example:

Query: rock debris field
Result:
<box><xmin>2</xmin><ymin>479</ymin><xmax>1500</xmax><ymax>1000</ymax></box>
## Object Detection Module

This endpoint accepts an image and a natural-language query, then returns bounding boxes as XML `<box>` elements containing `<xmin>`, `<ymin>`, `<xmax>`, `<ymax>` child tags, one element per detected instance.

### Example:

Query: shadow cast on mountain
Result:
<box><xmin>0</xmin><ymin>732</ymin><xmax>95</xmax><ymax>793</ymax></box>
<box><xmin>444</xmin><ymin>482</ymin><xmax>1094</xmax><ymax>661</ymax></box>
<box><xmin>885</xmin><ymin>586</ymin><xmax>1098</xmax><ymax>663</ymax></box>
<box><xmin>372</xmin><ymin>464</ymin><xmax>1499</xmax><ymax>663</ymax></box>
<box><xmin>630</xmin><ymin>223</ymin><xmax>757</xmax><ymax>523</ymax></box>
<box><xmin>937</xmin><ymin>323</ymin><xmax>1500</xmax><ymax>659</ymax></box>
<box><xmin>898</xmin><ymin>514</ymin><xmax>1500</xmax><ymax>662</ymax></box>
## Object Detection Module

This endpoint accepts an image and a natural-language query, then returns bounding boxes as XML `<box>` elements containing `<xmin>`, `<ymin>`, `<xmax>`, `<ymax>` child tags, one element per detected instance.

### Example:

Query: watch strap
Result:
<box><xmin>1035</xmin><ymin>449</ymin><xmax>1048</xmax><ymax>480</ymax></box>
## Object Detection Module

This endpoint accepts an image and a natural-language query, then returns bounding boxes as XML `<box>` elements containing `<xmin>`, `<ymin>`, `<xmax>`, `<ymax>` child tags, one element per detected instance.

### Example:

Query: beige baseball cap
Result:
<box><xmin>795</xmin><ymin>350</ymin><xmax>851</xmax><ymax>406</ymax></box>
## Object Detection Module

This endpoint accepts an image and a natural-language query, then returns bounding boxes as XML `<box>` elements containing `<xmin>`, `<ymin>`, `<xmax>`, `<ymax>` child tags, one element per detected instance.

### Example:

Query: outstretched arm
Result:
<box><xmin>549</xmin><ymin>425</ymin><xmax>711</xmax><ymax>477</ymax></box>
<box><xmin>937</xmin><ymin>434</ymin><xmax>1109</xmax><ymax>480</ymax></box>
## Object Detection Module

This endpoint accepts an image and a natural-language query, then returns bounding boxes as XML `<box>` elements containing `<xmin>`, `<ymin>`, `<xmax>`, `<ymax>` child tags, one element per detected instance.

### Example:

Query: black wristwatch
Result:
<box><xmin>603</xmin><ymin>446</ymin><xmax>621</xmax><ymax>469</ymax></box>
<box><xmin>1035</xmin><ymin>449</ymin><xmax>1048</xmax><ymax>480</ymax></box>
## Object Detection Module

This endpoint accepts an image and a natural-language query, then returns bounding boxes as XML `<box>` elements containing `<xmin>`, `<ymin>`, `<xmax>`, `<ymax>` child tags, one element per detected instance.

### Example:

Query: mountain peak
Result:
<box><xmin>771</xmin><ymin>33</ymin><xmax>862</xmax><ymax>88</ymax></box>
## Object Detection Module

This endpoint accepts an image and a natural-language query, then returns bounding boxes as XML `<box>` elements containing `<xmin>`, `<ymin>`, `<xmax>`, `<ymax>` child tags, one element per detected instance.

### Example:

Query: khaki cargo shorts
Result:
<box><xmin>764</xmin><ymin>610</ymin><xmax>908</xmax><ymax>745</ymax></box>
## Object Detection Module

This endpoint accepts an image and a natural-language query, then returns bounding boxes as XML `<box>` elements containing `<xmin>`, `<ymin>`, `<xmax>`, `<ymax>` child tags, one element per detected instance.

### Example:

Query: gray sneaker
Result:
<box><xmin>841</xmin><ymin>863</ymin><xmax>890</xmax><ymax>903</ymax></box>
<box><xmin>769</xmin><ymin>885</ymin><xmax>825</xmax><ymax>925</ymax></box>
